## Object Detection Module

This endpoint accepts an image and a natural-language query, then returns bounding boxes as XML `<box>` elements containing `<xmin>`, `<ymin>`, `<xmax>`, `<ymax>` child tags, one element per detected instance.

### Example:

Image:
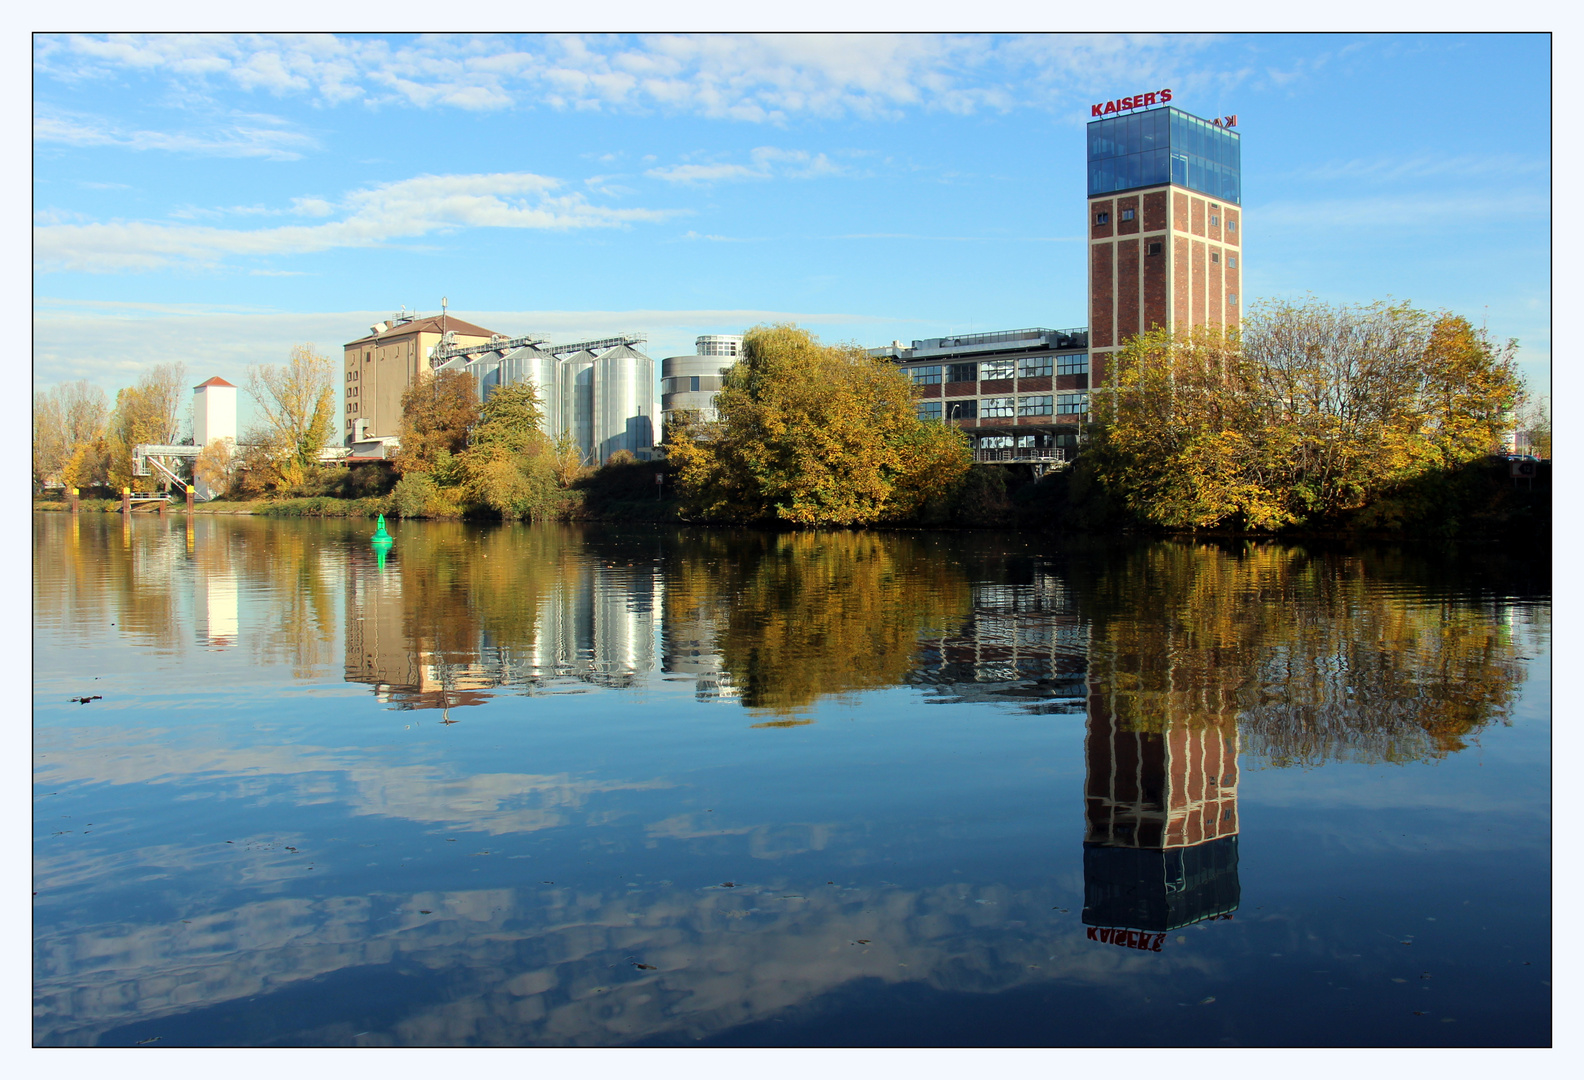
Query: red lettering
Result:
<box><xmin>1227</xmin><ymin>115</ymin><xmax>1237</xmax><ymax>128</ymax></box>
<box><xmin>1103</xmin><ymin>101</ymin><xmax>1116</xmax><ymax>115</ymax></box>
<box><xmin>1152</xmin><ymin>934</ymin><xmax>1164</xmax><ymax>952</ymax></box>
<box><xmin>1144</xmin><ymin>92</ymin><xmax>1157</xmax><ymax>106</ymax></box>
<box><xmin>1123</xmin><ymin>96</ymin><xmax>1136</xmax><ymax>110</ymax></box>
<box><xmin>1160</xmin><ymin>88</ymin><xmax>1173</xmax><ymax>103</ymax></box>
<box><xmin>1086</xmin><ymin>927</ymin><xmax>1098</xmax><ymax>940</ymax></box>
<box><xmin>1092</xmin><ymin>104</ymin><xmax>1104</xmax><ymax>117</ymax></box>
<box><xmin>1125</xmin><ymin>931</ymin><xmax>1138</xmax><ymax>948</ymax></box>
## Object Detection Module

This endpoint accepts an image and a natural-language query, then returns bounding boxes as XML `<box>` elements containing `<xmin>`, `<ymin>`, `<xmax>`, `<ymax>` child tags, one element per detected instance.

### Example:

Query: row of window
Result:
<box><xmin>908</xmin><ymin>355</ymin><xmax>1088</xmax><ymax>384</ymax></box>
<box><xmin>1126</xmin><ymin>242</ymin><xmax>1239</xmax><ymax>267</ymax></box>
<box><xmin>662</xmin><ymin>375</ymin><xmax>724</xmax><ymax>394</ymax></box>
<box><xmin>1095</xmin><ymin>210</ymin><xmax>1238</xmax><ymax>236</ymax></box>
<box><xmin>918</xmin><ymin>393</ymin><xmax>1089</xmax><ymax>421</ymax></box>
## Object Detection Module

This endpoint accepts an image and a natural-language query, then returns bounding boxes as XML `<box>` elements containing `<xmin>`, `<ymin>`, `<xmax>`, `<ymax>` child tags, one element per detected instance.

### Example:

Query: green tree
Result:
<box><xmin>396</xmin><ymin>370</ymin><xmax>480</xmax><ymax>474</ymax></box>
<box><xmin>245</xmin><ymin>344</ymin><xmax>335</xmax><ymax>491</ymax></box>
<box><xmin>671</xmin><ymin>323</ymin><xmax>971</xmax><ymax>526</ymax></box>
<box><xmin>455</xmin><ymin>381</ymin><xmax>559</xmax><ymax>519</ymax></box>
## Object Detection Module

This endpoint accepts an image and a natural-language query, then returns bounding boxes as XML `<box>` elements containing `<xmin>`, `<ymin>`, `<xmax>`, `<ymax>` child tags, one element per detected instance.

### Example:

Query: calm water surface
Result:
<box><xmin>32</xmin><ymin>514</ymin><xmax>1551</xmax><ymax>1047</ymax></box>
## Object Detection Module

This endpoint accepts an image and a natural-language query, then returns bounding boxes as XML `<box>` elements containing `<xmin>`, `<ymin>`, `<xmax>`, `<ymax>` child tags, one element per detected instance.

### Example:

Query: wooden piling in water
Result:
<box><xmin>68</xmin><ymin>487</ymin><xmax>79</xmax><ymax>514</ymax></box>
<box><xmin>121</xmin><ymin>488</ymin><xmax>131</xmax><ymax>515</ymax></box>
<box><xmin>186</xmin><ymin>484</ymin><xmax>195</xmax><ymax>514</ymax></box>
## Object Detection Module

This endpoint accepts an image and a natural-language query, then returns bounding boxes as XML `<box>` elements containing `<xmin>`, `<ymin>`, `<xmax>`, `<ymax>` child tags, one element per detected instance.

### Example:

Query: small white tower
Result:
<box><xmin>192</xmin><ymin>376</ymin><xmax>238</xmax><ymax>500</ymax></box>
<box><xmin>193</xmin><ymin>376</ymin><xmax>238</xmax><ymax>447</ymax></box>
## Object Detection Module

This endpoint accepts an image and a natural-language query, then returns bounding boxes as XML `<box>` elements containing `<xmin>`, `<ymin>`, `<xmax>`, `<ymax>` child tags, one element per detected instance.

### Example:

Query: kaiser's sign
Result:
<box><xmin>1092</xmin><ymin>89</ymin><xmax>1171</xmax><ymax>116</ymax></box>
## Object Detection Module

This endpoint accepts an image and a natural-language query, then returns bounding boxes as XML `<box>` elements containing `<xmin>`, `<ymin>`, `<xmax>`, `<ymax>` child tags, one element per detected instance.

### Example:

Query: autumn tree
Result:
<box><xmin>104</xmin><ymin>363</ymin><xmax>188</xmax><ymax>491</ymax></box>
<box><xmin>193</xmin><ymin>438</ymin><xmax>237</xmax><ymax>497</ymax></box>
<box><xmin>396</xmin><ymin>370</ymin><xmax>480</xmax><ymax>474</ymax></box>
<box><xmin>670</xmin><ymin>323</ymin><xmax>971</xmax><ymax>526</ymax></box>
<box><xmin>1090</xmin><ymin>299</ymin><xmax>1525</xmax><ymax>530</ymax></box>
<box><xmin>33</xmin><ymin>380</ymin><xmax>109</xmax><ymax>488</ymax></box>
<box><xmin>454</xmin><ymin>381</ymin><xmax>559</xmax><ymax>519</ymax></box>
<box><xmin>245</xmin><ymin>344</ymin><xmax>335</xmax><ymax>490</ymax></box>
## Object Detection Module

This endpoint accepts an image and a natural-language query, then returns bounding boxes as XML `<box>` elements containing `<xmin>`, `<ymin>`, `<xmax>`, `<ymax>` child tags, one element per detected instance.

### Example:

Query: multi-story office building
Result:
<box><xmin>868</xmin><ymin>327</ymin><xmax>1089</xmax><ymax>463</ymax></box>
<box><xmin>660</xmin><ymin>335</ymin><xmax>744</xmax><ymax>431</ymax></box>
<box><xmin>1086</xmin><ymin>106</ymin><xmax>1242</xmax><ymax>386</ymax></box>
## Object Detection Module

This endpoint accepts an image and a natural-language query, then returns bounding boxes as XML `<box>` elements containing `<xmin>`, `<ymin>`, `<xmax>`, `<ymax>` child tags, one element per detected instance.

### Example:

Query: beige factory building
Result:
<box><xmin>342</xmin><ymin>312</ymin><xmax>501</xmax><ymax>444</ymax></box>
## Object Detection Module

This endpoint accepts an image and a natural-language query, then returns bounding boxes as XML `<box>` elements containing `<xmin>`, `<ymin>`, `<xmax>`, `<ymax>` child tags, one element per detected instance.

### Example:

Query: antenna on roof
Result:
<box><xmin>441</xmin><ymin>295</ymin><xmax>448</xmax><ymax>340</ymax></box>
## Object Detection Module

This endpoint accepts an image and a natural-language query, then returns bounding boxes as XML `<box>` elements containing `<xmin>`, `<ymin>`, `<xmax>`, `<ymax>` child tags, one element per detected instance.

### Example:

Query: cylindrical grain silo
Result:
<box><xmin>592</xmin><ymin>343</ymin><xmax>656</xmax><ymax>463</ymax></box>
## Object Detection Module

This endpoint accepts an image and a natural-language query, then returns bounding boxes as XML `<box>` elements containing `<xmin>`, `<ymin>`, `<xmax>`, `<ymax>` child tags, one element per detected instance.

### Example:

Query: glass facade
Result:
<box><xmin>1087</xmin><ymin>107</ymin><xmax>1240</xmax><ymax>204</ymax></box>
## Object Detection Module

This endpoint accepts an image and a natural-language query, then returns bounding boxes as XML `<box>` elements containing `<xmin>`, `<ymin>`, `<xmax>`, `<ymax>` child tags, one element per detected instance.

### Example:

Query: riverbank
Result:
<box><xmin>34</xmin><ymin>454</ymin><xmax>1549</xmax><ymax>542</ymax></box>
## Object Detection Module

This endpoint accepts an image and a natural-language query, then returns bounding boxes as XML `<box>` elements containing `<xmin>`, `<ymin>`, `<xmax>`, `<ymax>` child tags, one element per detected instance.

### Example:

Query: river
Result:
<box><xmin>32</xmin><ymin>513</ymin><xmax>1551</xmax><ymax>1047</ymax></box>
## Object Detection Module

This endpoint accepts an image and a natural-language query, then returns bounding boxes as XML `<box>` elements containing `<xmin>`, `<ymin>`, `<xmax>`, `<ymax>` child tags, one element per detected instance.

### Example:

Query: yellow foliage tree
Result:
<box><xmin>245</xmin><ymin>344</ymin><xmax>335</xmax><ymax>491</ymax></box>
<box><xmin>1091</xmin><ymin>300</ymin><xmax>1525</xmax><ymax>530</ymax></box>
<box><xmin>671</xmin><ymin>324</ymin><xmax>971</xmax><ymax>526</ymax></box>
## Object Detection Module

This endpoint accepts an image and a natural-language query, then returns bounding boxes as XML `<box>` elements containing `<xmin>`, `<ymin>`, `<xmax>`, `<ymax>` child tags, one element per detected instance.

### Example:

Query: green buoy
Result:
<box><xmin>372</xmin><ymin>514</ymin><xmax>393</xmax><ymax>569</ymax></box>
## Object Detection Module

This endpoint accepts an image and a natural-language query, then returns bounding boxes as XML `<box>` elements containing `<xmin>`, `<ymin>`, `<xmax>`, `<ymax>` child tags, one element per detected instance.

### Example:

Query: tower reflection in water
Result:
<box><xmin>1081</xmin><ymin>692</ymin><xmax>1240</xmax><ymax>946</ymax></box>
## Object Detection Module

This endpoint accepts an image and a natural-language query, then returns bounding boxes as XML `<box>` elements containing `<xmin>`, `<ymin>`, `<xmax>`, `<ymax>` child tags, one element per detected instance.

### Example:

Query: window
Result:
<box><xmin>1210</xmin><ymin>214</ymin><xmax>1220</xmax><ymax>227</ymax></box>
<box><xmin>1018</xmin><ymin>355</ymin><xmax>1053</xmax><ymax>379</ymax></box>
<box><xmin>690</xmin><ymin>376</ymin><xmax>701</xmax><ymax>392</ymax></box>
<box><xmin>916</xmin><ymin>401</ymin><xmax>943</xmax><ymax>422</ymax></box>
<box><xmin>982</xmin><ymin>397</ymin><xmax>1016</xmax><ymax>418</ymax></box>
<box><xmin>1228</xmin><ymin>292</ymin><xmax>1239</xmax><ymax>305</ymax></box>
<box><xmin>1018</xmin><ymin>395</ymin><xmax>1053</xmax><ymax>416</ymax></box>
<box><xmin>908</xmin><ymin>364</ymin><xmax>942</xmax><ymax>385</ymax></box>
<box><xmin>1095</xmin><ymin>211</ymin><xmax>1110</xmax><ymax>225</ymax></box>
<box><xmin>1057</xmin><ymin>393</ymin><xmax>1089</xmax><ymax>415</ymax></box>
<box><xmin>981</xmin><ymin>358</ymin><xmax>1015</xmax><ymax>381</ymax></box>
<box><xmin>1147</xmin><ymin>241</ymin><xmax>1162</xmax><ymax>255</ymax></box>
<box><xmin>1121</xmin><ymin>208</ymin><xmax>1135</xmax><ymax>221</ymax></box>
<box><xmin>945</xmin><ymin>399</ymin><xmax>978</xmax><ymax>420</ymax></box>
<box><xmin>978</xmin><ymin>435</ymin><xmax>1013</xmax><ymax>450</ymax></box>
<box><xmin>946</xmin><ymin>362</ymin><xmax>977</xmax><ymax>384</ymax></box>
<box><xmin>1211</xmin><ymin>252</ymin><xmax>1220</xmax><ymax>264</ymax></box>
<box><xmin>1057</xmin><ymin>353</ymin><xmax>1088</xmax><ymax>376</ymax></box>
<box><xmin>1227</xmin><ymin>255</ymin><xmax>1237</xmax><ymax>269</ymax></box>
<box><xmin>1227</xmin><ymin>220</ymin><xmax>1237</xmax><ymax>233</ymax></box>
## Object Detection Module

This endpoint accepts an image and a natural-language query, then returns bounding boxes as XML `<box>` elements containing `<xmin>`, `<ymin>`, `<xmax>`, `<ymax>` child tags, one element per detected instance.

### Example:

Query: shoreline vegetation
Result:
<box><xmin>35</xmin><ymin>309</ymin><xmax>1550</xmax><ymax>542</ymax></box>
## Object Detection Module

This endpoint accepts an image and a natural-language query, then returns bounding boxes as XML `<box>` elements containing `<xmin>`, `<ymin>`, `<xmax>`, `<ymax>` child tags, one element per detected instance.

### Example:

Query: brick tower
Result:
<box><xmin>1086</xmin><ymin>102</ymin><xmax>1242</xmax><ymax>388</ymax></box>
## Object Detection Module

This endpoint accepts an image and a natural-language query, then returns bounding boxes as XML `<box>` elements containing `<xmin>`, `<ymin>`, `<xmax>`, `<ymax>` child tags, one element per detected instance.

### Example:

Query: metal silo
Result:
<box><xmin>559</xmin><ymin>350</ymin><xmax>597</xmax><ymax>464</ymax></box>
<box><xmin>500</xmin><ymin>344</ymin><xmax>562</xmax><ymax>435</ymax></box>
<box><xmin>592</xmin><ymin>343</ymin><xmax>656</xmax><ymax>463</ymax></box>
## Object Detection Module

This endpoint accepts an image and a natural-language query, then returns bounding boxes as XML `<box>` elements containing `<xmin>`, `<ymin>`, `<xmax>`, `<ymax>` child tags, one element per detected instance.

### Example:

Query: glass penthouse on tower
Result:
<box><xmin>1086</xmin><ymin>106</ymin><xmax>1243</xmax><ymax>387</ymax></box>
<box><xmin>868</xmin><ymin>327</ymin><xmax>1089</xmax><ymax>466</ymax></box>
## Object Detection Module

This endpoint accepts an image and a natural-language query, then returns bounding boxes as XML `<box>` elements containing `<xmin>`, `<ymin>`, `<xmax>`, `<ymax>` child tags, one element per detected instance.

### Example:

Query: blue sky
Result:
<box><xmin>32</xmin><ymin>32</ymin><xmax>1552</xmax><ymax>427</ymax></box>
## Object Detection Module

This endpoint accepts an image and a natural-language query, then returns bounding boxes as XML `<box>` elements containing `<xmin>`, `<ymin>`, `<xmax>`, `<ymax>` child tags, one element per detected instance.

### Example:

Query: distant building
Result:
<box><xmin>661</xmin><ymin>335</ymin><xmax>743</xmax><ymax>431</ymax></box>
<box><xmin>342</xmin><ymin>311</ymin><xmax>502</xmax><ymax>445</ymax></box>
<box><xmin>869</xmin><ymin>327</ymin><xmax>1089</xmax><ymax>466</ymax></box>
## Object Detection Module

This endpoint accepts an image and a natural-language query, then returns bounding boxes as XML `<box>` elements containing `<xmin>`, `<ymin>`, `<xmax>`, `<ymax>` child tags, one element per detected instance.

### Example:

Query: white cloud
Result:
<box><xmin>33</xmin><ymin>171</ymin><xmax>682</xmax><ymax>273</ymax></box>
<box><xmin>647</xmin><ymin>146</ymin><xmax>855</xmax><ymax>185</ymax></box>
<box><xmin>33</xmin><ymin>32</ymin><xmax>1232</xmax><ymax>123</ymax></box>
<box><xmin>34</xmin><ymin>107</ymin><xmax>318</xmax><ymax>160</ymax></box>
<box><xmin>647</xmin><ymin>162</ymin><xmax>765</xmax><ymax>184</ymax></box>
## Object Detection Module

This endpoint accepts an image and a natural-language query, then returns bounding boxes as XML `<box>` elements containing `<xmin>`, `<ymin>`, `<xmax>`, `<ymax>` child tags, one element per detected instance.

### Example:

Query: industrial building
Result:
<box><xmin>343</xmin><ymin>311</ymin><xmax>502</xmax><ymax>446</ymax></box>
<box><xmin>432</xmin><ymin>331</ymin><xmax>659</xmax><ymax>465</ymax></box>
<box><xmin>868</xmin><ymin>327</ymin><xmax>1090</xmax><ymax>465</ymax></box>
<box><xmin>868</xmin><ymin>100</ymin><xmax>1243</xmax><ymax>464</ymax></box>
<box><xmin>660</xmin><ymin>335</ymin><xmax>744</xmax><ymax>431</ymax></box>
<box><xmin>344</xmin><ymin>307</ymin><xmax>660</xmax><ymax>465</ymax></box>
<box><xmin>1087</xmin><ymin>105</ymin><xmax>1242</xmax><ymax>386</ymax></box>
